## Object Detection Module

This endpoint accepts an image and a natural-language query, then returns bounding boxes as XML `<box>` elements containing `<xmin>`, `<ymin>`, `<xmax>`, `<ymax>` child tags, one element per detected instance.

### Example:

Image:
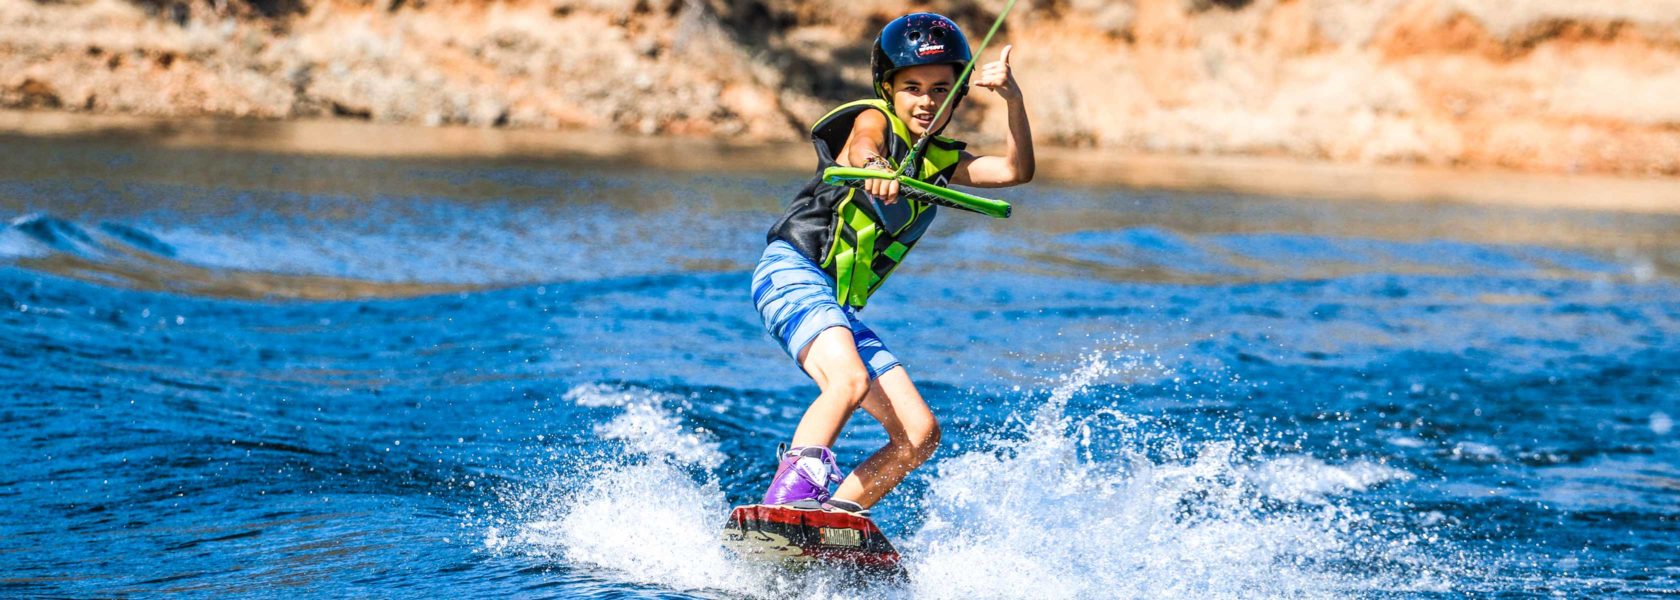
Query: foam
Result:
<box><xmin>0</xmin><ymin>222</ymin><xmax>49</xmax><ymax>259</ymax></box>
<box><xmin>1245</xmin><ymin>455</ymin><xmax>1416</xmax><ymax>504</ymax></box>
<box><xmin>488</xmin><ymin>461</ymin><xmax>750</xmax><ymax>594</ymax></box>
<box><xmin>903</xmin><ymin>353</ymin><xmax>1450</xmax><ymax>599</ymax></box>
<box><xmin>1651</xmin><ymin>412</ymin><xmax>1674</xmax><ymax>436</ymax></box>
<box><xmin>563</xmin><ymin>383</ymin><xmax>725</xmax><ymax>470</ymax></box>
<box><xmin>485</xmin><ymin>383</ymin><xmax>753</xmax><ymax>594</ymax></box>
<box><xmin>488</xmin><ymin>383</ymin><xmax>881</xmax><ymax>598</ymax></box>
<box><xmin>488</xmin><ymin>364</ymin><xmax>1459</xmax><ymax>598</ymax></box>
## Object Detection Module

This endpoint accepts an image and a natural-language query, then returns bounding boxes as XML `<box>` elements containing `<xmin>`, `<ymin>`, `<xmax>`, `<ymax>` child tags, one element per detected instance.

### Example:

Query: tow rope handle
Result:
<box><xmin>823</xmin><ymin>166</ymin><xmax>1012</xmax><ymax>219</ymax></box>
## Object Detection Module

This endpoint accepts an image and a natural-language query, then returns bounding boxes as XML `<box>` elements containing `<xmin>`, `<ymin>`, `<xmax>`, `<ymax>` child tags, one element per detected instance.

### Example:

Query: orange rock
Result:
<box><xmin>1</xmin><ymin>0</ymin><xmax>1676</xmax><ymax>178</ymax></box>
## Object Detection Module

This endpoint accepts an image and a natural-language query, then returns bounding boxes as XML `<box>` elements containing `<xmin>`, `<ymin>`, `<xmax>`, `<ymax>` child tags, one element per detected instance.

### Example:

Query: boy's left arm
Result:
<box><xmin>953</xmin><ymin>45</ymin><xmax>1036</xmax><ymax>189</ymax></box>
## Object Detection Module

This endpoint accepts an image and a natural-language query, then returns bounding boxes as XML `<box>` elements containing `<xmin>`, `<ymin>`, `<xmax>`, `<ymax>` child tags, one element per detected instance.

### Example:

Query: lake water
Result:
<box><xmin>2</xmin><ymin>130</ymin><xmax>1677</xmax><ymax>598</ymax></box>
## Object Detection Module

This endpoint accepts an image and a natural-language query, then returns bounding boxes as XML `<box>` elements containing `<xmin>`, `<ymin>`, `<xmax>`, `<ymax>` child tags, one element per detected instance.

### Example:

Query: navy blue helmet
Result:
<box><xmin>871</xmin><ymin>13</ymin><xmax>973</xmax><ymax>109</ymax></box>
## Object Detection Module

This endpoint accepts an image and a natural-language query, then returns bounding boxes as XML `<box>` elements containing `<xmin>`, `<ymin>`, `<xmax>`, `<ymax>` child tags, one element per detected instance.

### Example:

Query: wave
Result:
<box><xmin>1</xmin><ymin>213</ymin><xmax>471</xmax><ymax>299</ymax></box>
<box><xmin>5</xmin><ymin>212</ymin><xmax>173</xmax><ymax>259</ymax></box>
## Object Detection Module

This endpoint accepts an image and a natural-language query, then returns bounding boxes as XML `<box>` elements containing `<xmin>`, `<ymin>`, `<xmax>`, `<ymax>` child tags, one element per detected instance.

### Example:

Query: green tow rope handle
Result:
<box><xmin>823</xmin><ymin>166</ymin><xmax>1012</xmax><ymax>219</ymax></box>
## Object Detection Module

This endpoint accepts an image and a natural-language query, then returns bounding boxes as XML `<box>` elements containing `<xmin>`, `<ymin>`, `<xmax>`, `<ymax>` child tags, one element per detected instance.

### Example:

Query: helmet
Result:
<box><xmin>871</xmin><ymin>13</ymin><xmax>972</xmax><ymax>111</ymax></box>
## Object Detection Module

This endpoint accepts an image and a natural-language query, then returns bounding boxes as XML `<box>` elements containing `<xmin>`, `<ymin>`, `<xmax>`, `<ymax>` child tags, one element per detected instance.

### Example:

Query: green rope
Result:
<box><xmin>894</xmin><ymin>0</ymin><xmax>1020</xmax><ymax>177</ymax></box>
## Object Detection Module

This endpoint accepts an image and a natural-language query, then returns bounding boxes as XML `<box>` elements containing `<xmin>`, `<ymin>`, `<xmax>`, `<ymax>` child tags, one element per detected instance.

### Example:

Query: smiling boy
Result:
<box><xmin>753</xmin><ymin>12</ymin><xmax>1035</xmax><ymax>514</ymax></box>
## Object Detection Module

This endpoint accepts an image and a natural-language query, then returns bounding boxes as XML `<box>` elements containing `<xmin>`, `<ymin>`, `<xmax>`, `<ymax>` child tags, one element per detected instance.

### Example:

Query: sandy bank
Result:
<box><xmin>7</xmin><ymin>108</ymin><xmax>1677</xmax><ymax>216</ymax></box>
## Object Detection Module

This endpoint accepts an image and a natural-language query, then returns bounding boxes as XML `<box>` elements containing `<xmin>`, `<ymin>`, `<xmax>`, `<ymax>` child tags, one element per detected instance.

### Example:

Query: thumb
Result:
<box><xmin>1000</xmin><ymin>44</ymin><xmax>1013</xmax><ymax>66</ymax></box>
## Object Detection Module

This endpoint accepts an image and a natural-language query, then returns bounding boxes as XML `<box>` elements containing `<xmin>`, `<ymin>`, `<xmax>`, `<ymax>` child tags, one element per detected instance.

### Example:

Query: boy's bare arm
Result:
<box><xmin>839</xmin><ymin>109</ymin><xmax>902</xmax><ymax>203</ymax></box>
<box><xmin>955</xmin><ymin>45</ymin><xmax>1036</xmax><ymax>188</ymax></box>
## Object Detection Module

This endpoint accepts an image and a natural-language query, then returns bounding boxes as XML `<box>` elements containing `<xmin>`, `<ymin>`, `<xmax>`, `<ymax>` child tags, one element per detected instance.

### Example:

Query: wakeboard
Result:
<box><xmin>720</xmin><ymin>504</ymin><xmax>908</xmax><ymax>581</ymax></box>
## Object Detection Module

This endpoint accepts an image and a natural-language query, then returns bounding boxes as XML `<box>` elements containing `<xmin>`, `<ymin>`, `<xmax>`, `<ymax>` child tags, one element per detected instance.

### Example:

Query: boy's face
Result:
<box><xmin>885</xmin><ymin>64</ymin><xmax>959</xmax><ymax>137</ymax></box>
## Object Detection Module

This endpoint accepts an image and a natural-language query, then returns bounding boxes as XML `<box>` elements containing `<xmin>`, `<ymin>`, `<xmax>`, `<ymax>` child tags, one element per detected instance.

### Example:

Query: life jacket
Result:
<box><xmin>767</xmin><ymin>99</ymin><xmax>967</xmax><ymax>309</ymax></box>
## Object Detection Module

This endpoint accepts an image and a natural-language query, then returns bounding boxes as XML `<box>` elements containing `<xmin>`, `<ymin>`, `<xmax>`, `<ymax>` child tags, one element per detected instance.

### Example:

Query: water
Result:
<box><xmin>2</xmin><ymin>132</ymin><xmax>1678</xmax><ymax>598</ymax></box>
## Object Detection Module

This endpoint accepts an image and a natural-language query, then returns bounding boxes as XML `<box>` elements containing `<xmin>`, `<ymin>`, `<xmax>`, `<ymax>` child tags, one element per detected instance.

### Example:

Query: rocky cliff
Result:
<box><xmin>4</xmin><ymin>0</ymin><xmax>1678</xmax><ymax>176</ymax></box>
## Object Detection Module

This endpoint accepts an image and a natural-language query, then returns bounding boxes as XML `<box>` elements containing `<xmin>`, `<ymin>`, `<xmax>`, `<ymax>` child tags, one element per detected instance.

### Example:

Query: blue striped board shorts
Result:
<box><xmin>752</xmin><ymin>240</ymin><xmax>901</xmax><ymax>380</ymax></box>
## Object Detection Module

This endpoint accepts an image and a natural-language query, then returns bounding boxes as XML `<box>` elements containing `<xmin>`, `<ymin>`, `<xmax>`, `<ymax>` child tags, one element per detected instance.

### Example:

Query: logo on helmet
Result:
<box><xmin>917</xmin><ymin>43</ymin><xmax>946</xmax><ymax>57</ymax></box>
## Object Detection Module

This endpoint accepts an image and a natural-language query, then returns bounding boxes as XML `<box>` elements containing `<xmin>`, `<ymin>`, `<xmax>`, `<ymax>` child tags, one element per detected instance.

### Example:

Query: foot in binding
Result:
<box><xmin>822</xmin><ymin>497</ymin><xmax>871</xmax><ymax>517</ymax></box>
<box><xmin>762</xmin><ymin>445</ymin><xmax>843</xmax><ymax>508</ymax></box>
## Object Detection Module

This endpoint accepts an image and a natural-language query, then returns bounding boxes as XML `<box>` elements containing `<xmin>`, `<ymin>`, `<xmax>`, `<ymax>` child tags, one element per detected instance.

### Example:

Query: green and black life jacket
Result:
<box><xmin>767</xmin><ymin>99</ymin><xmax>967</xmax><ymax>309</ymax></box>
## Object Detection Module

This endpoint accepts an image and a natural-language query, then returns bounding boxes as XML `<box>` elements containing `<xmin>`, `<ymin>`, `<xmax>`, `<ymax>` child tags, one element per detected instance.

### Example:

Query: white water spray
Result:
<box><xmin>487</xmin><ymin>357</ymin><xmax>1458</xmax><ymax>598</ymax></box>
<box><xmin>905</xmin><ymin>352</ymin><xmax>1447</xmax><ymax>598</ymax></box>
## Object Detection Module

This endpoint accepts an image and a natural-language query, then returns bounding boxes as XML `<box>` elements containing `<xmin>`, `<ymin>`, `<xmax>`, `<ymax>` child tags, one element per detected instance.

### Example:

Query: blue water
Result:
<box><xmin>2</xmin><ymin>137</ymin><xmax>1678</xmax><ymax>598</ymax></box>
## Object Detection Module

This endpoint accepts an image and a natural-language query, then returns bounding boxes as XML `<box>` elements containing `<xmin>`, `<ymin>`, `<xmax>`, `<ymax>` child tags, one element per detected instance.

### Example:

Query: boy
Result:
<box><xmin>753</xmin><ymin>12</ymin><xmax>1035</xmax><ymax>514</ymax></box>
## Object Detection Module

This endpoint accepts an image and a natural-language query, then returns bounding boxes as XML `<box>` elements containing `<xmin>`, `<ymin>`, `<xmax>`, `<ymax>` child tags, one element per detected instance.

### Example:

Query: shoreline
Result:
<box><xmin>5</xmin><ymin>109</ymin><xmax>1678</xmax><ymax>215</ymax></box>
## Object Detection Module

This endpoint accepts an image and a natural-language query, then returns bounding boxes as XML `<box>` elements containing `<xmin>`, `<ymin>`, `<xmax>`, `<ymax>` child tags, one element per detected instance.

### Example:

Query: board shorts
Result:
<box><xmin>752</xmin><ymin>240</ymin><xmax>901</xmax><ymax>380</ymax></box>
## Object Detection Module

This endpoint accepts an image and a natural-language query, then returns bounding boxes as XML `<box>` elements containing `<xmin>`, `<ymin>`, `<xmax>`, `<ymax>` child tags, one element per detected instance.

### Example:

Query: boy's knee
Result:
<box><xmin>920</xmin><ymin>420</ymin><xmax>942</xmax><ymax>450</ymax></box>
<box><xmin>827</xmin><ymin>370</ymin><xmax>871</xmax><ymax>410</ymax></box>
<box><xmin>904</xmin><ymin>419</ymin><xmax>941</xmax><ymax>462</ymax></box>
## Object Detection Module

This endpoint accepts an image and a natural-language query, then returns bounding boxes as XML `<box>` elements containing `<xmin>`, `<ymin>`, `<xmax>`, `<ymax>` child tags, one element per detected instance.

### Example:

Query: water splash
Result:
<box><xmin>488</xmin><ymin>460</ymin><xmax>748</xmax><ymax>594</ymax></box>
<box><xmin>903</xmin><ymin>352</ymin><xmax>1457</xmax><ymax>599</ymax></box>
<box><xmin>486</xmin><ymin>382</ymin><xmax>920</xmax><ymax>598</ymax></box>
<box><xmin>563</xmin><ymin>383</ymin><xmax>727</xmax><ymax>470</ymax></box>
<box><xmin>482</xmin><ymin>360</ymin><xmax>1463</xmax><ymax>599</ymax></box>
<box><xmin>1243</xmin><ymin>456</ymin><xmax>1415</xmax><ymax>504</ymax></box>
<box><xmin>485</xmin><ymin>384</ymin><xmax>773</xmax><ymax>596</ymax></box>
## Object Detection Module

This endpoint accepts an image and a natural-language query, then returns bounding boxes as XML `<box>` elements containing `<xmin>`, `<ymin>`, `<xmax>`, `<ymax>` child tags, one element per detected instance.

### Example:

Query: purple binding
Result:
<box><xmin>762</xmin><ymin>445</ymin><xmax>843</xmax><ymax>506</ymax></box>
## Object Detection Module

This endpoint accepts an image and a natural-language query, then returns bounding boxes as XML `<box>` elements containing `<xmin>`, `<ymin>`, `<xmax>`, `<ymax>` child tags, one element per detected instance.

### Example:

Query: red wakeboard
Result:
<box><xmin>720</xmin><ymin>504</ymin><xmax>908</xmax><ymax>581</ymax></box>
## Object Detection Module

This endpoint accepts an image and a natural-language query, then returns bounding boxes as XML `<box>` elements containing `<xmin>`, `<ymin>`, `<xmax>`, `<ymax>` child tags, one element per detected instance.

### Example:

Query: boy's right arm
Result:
<box><xmin>837</xmin><ymin>110</ymin><xmax>900</xmax><ymax>204</ymax></box>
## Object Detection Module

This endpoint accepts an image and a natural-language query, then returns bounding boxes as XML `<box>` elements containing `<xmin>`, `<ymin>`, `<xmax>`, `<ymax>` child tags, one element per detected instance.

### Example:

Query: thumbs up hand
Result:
<box><xmin>972</xmin><ymin>45</ymin><xmax>1020</xmax><ymax>101</ymax></box>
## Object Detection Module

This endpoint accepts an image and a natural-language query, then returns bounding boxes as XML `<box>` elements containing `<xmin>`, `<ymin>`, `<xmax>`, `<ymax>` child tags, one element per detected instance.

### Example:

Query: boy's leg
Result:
<box><xmin>790</xmin><ymin>326</ymin><xmax>872</xmax><ymax>448</ymax></box>
<box><xmin>763</xmin><ymin>326</ymin><xmax>872</xmax><ymax>506</ymax></box>
<box><xmin>831</xmin><ymin>366</ymin><xmax>940</xmax><ymax>509</ymax></box>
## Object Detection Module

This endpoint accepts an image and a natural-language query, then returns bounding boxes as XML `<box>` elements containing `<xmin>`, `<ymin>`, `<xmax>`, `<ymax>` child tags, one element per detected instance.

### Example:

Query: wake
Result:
<box><xmin>483</xmin><ymin>356</ymin><xmax>1464</xmax><ymax>599</ymax></box>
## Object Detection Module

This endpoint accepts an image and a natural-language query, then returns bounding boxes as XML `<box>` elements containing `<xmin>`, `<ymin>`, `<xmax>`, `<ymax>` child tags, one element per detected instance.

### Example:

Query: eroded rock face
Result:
<box><xmin>5</xmin><ymin>79</ymin><xmax>63</xmax><ymax>109</ymax></box>
<box><xmin>2</xmin><ymin>0</ymin><xmax>1676</xmax><ymax>176</ymax></box>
